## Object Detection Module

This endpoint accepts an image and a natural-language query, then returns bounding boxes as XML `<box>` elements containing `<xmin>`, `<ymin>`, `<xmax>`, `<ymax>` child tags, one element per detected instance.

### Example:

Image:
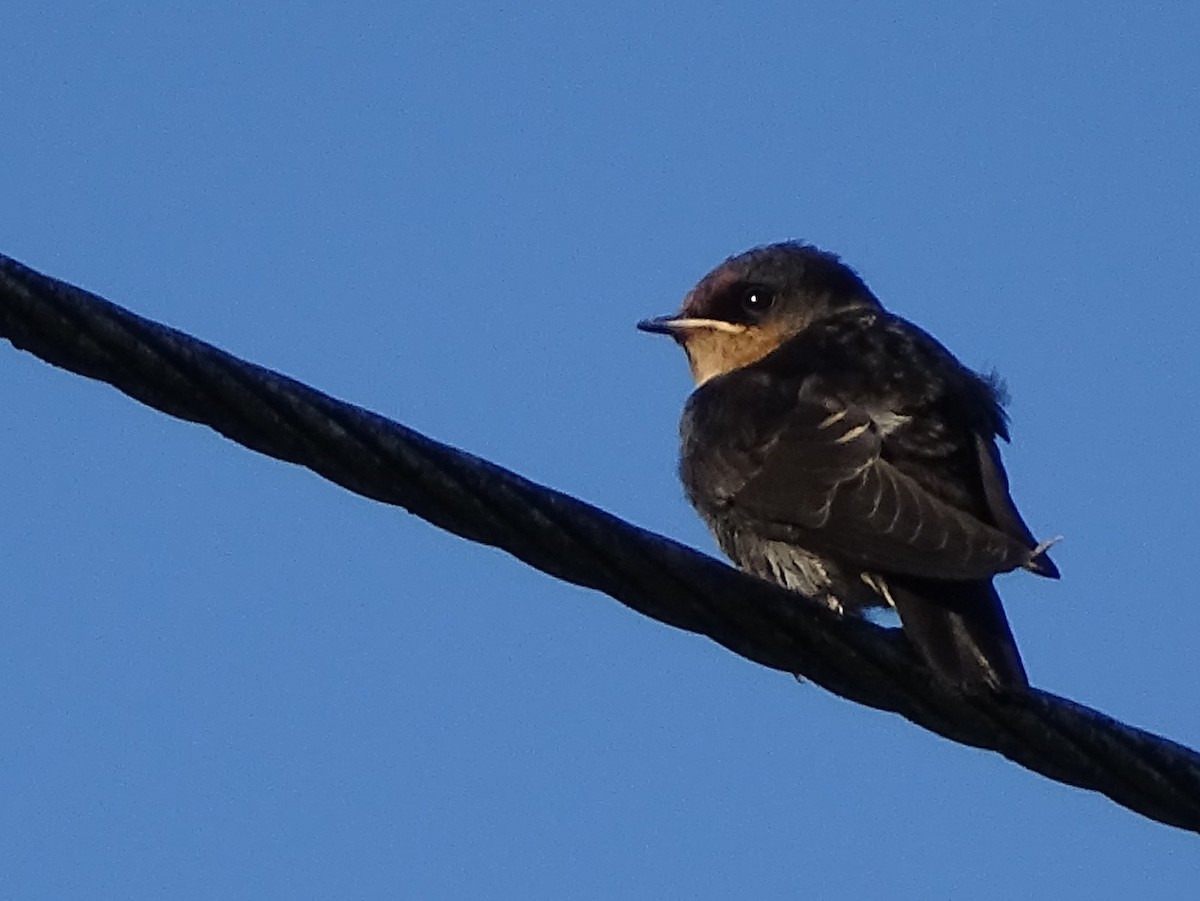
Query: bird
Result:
<box><xmin>637</xmin><ymin>241</ymin><xmax>1058</xmax><ymax>690</ymax></box>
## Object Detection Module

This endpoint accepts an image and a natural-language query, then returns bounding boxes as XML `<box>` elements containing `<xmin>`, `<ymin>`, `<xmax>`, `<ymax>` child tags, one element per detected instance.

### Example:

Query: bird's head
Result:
<box><xmin>638</xmin><ymin>242</ymin><xmax>880</xmax><ymax>385</ymax></box>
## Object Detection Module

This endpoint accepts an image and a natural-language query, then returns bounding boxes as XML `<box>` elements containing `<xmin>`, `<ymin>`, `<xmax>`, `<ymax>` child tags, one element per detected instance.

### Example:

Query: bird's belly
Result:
<box><xmin>712</xmin><ymin>523</ymin><xmax>883</xmax><ymax>615</ymax></box>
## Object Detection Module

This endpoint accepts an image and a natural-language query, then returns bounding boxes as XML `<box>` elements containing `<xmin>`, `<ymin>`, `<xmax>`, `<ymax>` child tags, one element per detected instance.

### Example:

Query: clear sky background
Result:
<box><xmin>2</xmin><ymin>3</ymin><xmax>1198</xmax><ymax>898</ymax></box>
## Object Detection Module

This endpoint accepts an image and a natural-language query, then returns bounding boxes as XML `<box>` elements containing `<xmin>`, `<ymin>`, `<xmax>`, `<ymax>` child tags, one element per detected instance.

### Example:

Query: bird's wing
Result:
<box><xmin>974</xmin><ymin>433</ymin><xmax>1059</xmax><ymax>578</ymax></box>
<box><xmin>684</xmin><ymin>375</ymin><xmax>1044</xmax><ymax>581</ymax></box>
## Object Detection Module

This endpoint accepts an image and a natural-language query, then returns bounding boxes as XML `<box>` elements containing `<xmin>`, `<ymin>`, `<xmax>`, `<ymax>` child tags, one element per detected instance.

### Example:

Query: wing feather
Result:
<box><xmin>681</xmin><ymin>373</ymin><xmax>1043</xmax><ymax>581</ymax></box>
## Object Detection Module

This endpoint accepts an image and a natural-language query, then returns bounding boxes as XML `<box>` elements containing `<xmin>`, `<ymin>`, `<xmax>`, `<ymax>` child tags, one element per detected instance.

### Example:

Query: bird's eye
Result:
<box><xmin>739</xmin><ymin>286</ymin><xmax>776</xmax><ymax>316</ymax></box>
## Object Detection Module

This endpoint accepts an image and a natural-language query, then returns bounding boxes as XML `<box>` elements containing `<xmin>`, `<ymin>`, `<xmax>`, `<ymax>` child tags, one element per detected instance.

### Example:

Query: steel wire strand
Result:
<box><xmin>3</xmin><ymin>252</ymin><xmax>1199</xmax><ymax>833</ymax></box>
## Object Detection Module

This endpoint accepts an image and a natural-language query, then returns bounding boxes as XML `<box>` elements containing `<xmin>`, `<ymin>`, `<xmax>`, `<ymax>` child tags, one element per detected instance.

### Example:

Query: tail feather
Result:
<box><xmin>886</xmin><ymin>578</ymin><xmax>1028</xmax><ymax>690</ymax></box>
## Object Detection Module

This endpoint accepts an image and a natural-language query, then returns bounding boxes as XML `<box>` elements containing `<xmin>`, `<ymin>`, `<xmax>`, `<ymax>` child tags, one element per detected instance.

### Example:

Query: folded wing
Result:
<box><xmin>682</xmin><ymin>373</ymin><xmax>1050</xmax><ymax>581</ymax></box>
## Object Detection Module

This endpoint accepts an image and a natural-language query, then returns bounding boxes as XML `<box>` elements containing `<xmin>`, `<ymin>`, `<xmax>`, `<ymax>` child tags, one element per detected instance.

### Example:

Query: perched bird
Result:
<box><xmin>638</xmin><ymin>242</ymin><xmax>1058</xmax><ymax>689</ymax></box>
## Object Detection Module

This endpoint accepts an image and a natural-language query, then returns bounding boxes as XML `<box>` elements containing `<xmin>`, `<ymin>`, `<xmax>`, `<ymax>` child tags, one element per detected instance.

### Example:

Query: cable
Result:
<box><xmin>3</xmin><ymin>251</ymin><xmax>1199</xmax><ymax>833</ymax></box>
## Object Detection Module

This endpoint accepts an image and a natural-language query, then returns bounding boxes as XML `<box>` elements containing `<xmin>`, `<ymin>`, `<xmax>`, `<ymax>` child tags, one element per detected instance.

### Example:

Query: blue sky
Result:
<box><xmin>3</xmin><ymin>3</ymin><xmax>1199</xmax><ymax>898</ymax></box>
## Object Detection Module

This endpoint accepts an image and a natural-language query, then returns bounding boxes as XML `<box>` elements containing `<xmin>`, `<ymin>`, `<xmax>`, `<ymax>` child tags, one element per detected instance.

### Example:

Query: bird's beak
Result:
<box><xmin>636</xmin><ymin>315</ymin><xmax>684</xmax><ymax>335</ymax></box>
<box><xmin>636</xmin><ymin>316</ymin><xmax>746</xmax><ymax>336</ymax></box>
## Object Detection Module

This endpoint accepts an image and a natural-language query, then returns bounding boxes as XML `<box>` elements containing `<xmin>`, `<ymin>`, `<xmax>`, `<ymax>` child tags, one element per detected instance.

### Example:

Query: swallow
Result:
<box><xmin>638</xmin><ymin>242</ymin><xmax>1058</xmax><ymax>689</ymax></box>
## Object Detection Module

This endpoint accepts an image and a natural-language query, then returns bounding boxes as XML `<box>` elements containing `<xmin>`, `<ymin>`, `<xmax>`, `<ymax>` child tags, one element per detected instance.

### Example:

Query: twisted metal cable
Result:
<box><xmin>3</xmin><ymin>251</ymin><xmax>1199</xmax><ymax>834</ymax></box>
